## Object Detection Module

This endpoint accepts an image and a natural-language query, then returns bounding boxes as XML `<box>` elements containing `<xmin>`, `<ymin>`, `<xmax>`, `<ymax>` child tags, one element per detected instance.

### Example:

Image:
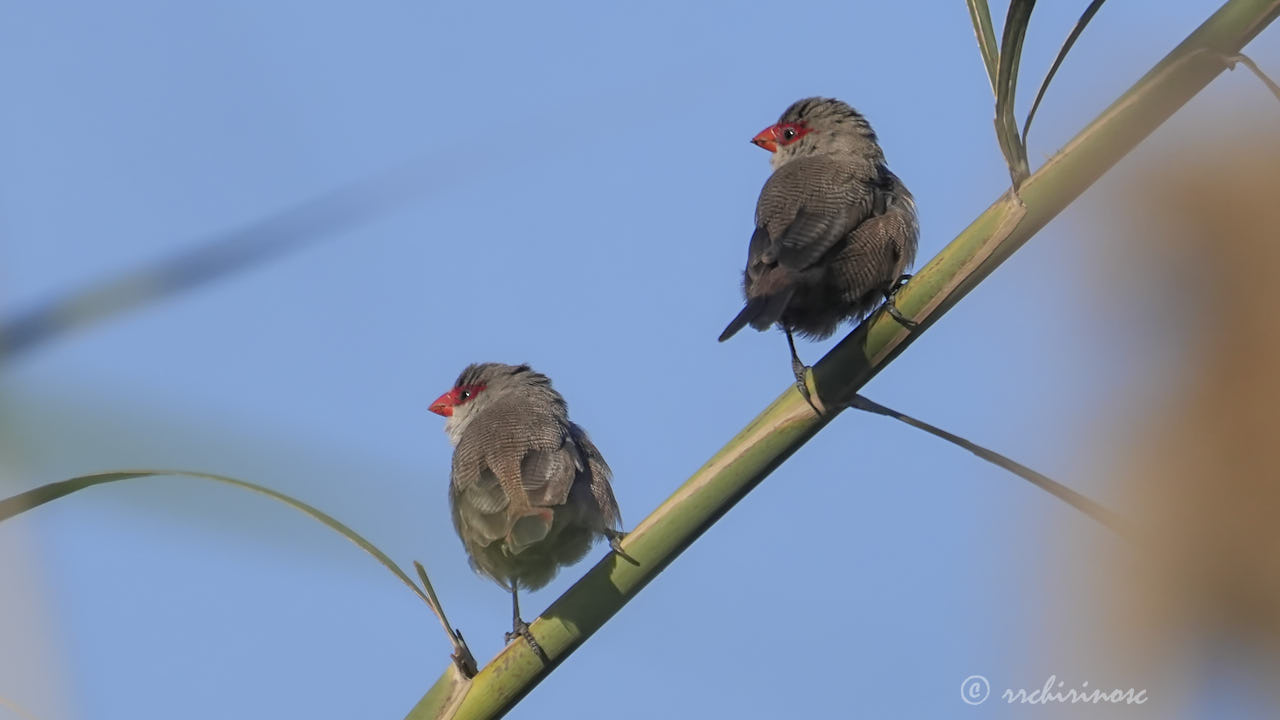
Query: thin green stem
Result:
<box><xmin>995</xmin><ymin>0</ymin><xmax>1036</xmax><ymax>188</ymax></box>
<box><xmin>1023</xmin><ymin>0</ymin><xmax>1111</xmax><ymax>149</ymax></box>
<box><xmin>849</xmin><ymin>394</ymin><xmax>1131</xmax><ymax>537</ymax></box>
<box><xmin>966</xmin><ymin>0</ymin><xmax>1001</xmax><ymax>96</ymax></box>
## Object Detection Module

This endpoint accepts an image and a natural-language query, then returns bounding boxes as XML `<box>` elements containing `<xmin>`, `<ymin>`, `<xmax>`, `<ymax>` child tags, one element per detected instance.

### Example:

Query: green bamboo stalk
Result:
<box><xmin>406</xmin><ymin>2</ymin><xmax>1280</xmax><ymax>717</ymax></box>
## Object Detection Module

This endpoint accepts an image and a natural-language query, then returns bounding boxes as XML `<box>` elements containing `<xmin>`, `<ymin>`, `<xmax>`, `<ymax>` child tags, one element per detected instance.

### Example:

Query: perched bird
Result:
<box><xmin>429</xmin><ymin>362</ymin><xmax>624</xmax><ymax>654</ymax></box>
<box><xmin>719</xmin><ymin>97</ymin><xmax>919</xmax><ymax>401</ymax></box>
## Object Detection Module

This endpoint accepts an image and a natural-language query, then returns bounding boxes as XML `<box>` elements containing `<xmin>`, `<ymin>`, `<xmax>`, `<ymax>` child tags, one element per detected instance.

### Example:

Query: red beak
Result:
<box><xmin>429</xmin><ymin>389</ymin><xmax>455</xmax><ymax>417</ymax></box>
<box><xmin>750</xmin><ymin>125</ymin><xmax>779</xmax><ymax>153</ymax></box>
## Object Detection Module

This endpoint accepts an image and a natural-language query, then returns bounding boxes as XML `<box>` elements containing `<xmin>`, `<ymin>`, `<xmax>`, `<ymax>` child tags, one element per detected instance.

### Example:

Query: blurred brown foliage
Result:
<box><xmin>1103</xmin><ymin>126</ymin><xmax>1280</xmax><ymax>694</ymax></box>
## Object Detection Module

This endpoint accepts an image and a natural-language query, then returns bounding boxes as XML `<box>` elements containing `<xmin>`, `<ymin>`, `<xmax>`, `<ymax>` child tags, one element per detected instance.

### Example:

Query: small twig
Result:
<box><xmin>1224</xmin><ymin>52</ymin><xmax>1280</xmax><ymax>102</ymax></box>
<box><xmin>849</xmin><ymin>394</ymin><xmax>1132</xmax><ymax>538</ymax></box>
<box><xmin>414</xmin><ymin>561</ymin><xmax>478</xmax><ymax>678</ymax></box>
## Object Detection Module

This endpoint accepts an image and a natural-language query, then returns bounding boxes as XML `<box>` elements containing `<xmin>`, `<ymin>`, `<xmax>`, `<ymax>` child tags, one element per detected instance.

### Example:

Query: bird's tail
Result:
<box><xmin>718</xmin><ymin>288</ymin><xmax>794</xmax><ymax>342</ymax></box>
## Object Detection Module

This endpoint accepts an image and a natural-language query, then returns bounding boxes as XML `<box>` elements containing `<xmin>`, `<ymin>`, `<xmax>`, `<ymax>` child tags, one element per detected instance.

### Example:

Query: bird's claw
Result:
<box><xmin>604</xmin><ymin>529</ymin><xmax>640</xmax><ymax>566</ymax></box>
<box><xmin>792</xmin><ymin>364</ymin><xmax>822</xmax><ymax>416</ymax></box>
<box><xmin>882</xmin><ymin>274</ymin><xmax>919</xmax><ymax>330</ymax></box>
<box><xmin>785</xmin><ymin>329</ymin><xmax>822</xmax><ymax>415</ymax></box>
<box><xmin>507</xmin><ymin>619</ymin><xmax>549</xmax><ymax>663</ymax></box>
<box><xmin>885</xmin><ymin>302</ymin><xmax>919</xmax><ymax>330</ymax></box>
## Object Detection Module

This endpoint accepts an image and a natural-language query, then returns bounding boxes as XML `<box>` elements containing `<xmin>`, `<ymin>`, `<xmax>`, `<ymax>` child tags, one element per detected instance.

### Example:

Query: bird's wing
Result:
<box><xmin>854</xmin><ymin>167</ymin><xmax>919</xmax><ymax>273</ymax></box>
<box><xmin>449</xmin><ymin>461</ymin><xmax>511</xmax><ymax>547</ymax></box>
<box><xmin>567</xmin><ymin>423</ymin><xmax>622</xmax><ymax>532</ymax></box>
<box><xmin>517</xmin><ymin>437</ymin><xmax>582</xmax><ymax>509</ymax></box>
<box><xmin>745</xmin><ymin>225</ymin><xmax>771</xmax><ymax>274</ymax></box>
<box><xmin>450</xmin><ymin>402</ymin><xmax>580</xmax><ymax>549</ymax></box>
<box><xmin>769</xmin><ymin>206</ymin><xmax>850</xmax><ymax>270</ymax></box>
<box><xmin>829</xmin><ymin>167</ymin><xmax>920</xmax><ymax>306</ymax></box>
<box><xmin>756</xmin><ymin>157</ymin><xmax>876</xmax><ymax>272</ymax></box>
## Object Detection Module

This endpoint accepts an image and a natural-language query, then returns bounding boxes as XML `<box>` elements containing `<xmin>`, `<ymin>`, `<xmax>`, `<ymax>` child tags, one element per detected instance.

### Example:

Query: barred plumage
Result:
<box><xmin>430</xmin><ymin>362</ymin><xmax>623</xmax><ymax>649</ymax></box>
<box><xmin>720</xmin><ymin>97</ymin><xmax>918</xmax><ymax>392</ymax></box>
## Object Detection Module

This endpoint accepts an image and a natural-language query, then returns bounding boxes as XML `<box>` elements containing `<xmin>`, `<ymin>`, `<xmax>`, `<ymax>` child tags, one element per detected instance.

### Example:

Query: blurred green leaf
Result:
<box><xmin>0</xmin><ymin>161</ymin><xmax>440</xmax><ymax>363</ymax></box>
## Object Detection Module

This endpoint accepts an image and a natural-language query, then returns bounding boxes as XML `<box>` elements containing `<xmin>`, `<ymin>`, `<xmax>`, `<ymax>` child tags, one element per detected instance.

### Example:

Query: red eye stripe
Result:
<box><xmin>751</xmin><ymin>121</ymin><xmax>813</xmax><ymax>152</ymax></box>
<box><xmin>774</xmin><ymin>122</ymin><xmax>811</xmax><ymax>145</ymax></box>
<box><xmin>429</xmin><ymin>383</ymin><xmax>487</xmax><ymax>416</ymax></box>
<box><xmin>455</xmin><ymin>384</ymin><xmax>486</xmax><ymax>404</ymax></box>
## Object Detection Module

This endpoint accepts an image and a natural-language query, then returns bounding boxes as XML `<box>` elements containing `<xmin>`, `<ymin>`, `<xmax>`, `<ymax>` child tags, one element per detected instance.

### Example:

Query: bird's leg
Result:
<box><xmin>786</xmin><ymin>329</ymin><xmax>822</xmax><ymax>415</ymax></box>
<box><xmin>505</xmin><ymin>583</ymin><xmax>548</xmax><ymax>662</ymax></box>
<box><xmin>881</xmin><ymin>273</ymin><xmax>919</xmax><ymax>330</ymax></box>
<box><xmin>503</xmin><ymin>585</ymin><xmax>522</xmax><ymax>643</ymax></box>
<box><xmin>603</xmin><ymin>528</ymin><xmax>639</xmax><ymax>566</ymax></box>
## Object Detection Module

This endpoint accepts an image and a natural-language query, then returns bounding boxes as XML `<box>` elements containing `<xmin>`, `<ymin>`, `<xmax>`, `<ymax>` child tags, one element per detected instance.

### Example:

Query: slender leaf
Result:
<box><xmin>0</xmin><ymin>470</ymin><xmax>431</xmax><ymax>607</ymax></box>
<box><xmin>966</xmin><ymin>0</ymin><xmax>1001</xmax><ymax>96</ymax></box>
<box><xmin>849</xmin><ymin>394</ymin><xmax>1131</xmax><ymax>537</ymax></box>
<box><xmin>1023</xmin><ymin>0</ymin><xmax>1111</xmax><ymax>149</ymax></box>
<box><xmin>415</xmin><ymin>561</ymin><xmax>478</xmax><ymax>678</ymax></box>
<box><xmin>995</xmin><ymin>0</ymin><xmax>1036</xmax><ymax>188</ymax></box>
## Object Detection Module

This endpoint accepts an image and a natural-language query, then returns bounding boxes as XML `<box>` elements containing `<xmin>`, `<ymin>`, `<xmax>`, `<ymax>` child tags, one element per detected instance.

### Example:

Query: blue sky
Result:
<box><xmin>2</xmin><ymin>2</ymin><xmax>1278</xmax><ymax>718</ymax></box>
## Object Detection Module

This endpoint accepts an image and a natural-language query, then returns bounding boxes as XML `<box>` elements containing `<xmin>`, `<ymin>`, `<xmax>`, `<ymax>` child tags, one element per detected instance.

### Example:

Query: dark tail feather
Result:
<box><xmin>718</xmin><ymin>301</ymin><xmax>762</xmax><ymax>342</ymax></box>
<box><xmin>718</xmin><ymin>289</ymin><xmax>794</xmax><ymax>342</ymax></box>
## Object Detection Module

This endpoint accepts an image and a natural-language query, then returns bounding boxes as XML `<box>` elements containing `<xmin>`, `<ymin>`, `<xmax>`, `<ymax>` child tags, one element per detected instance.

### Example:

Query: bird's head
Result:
<box><xmin>430</xmin><ymin>363</ymin><xmax>561</xmax><ymax>445</ymax></box>
<box><xmin>751</xmin><ymin>97</ymin><xmax>883</xmax><ymax>170</ymax></box>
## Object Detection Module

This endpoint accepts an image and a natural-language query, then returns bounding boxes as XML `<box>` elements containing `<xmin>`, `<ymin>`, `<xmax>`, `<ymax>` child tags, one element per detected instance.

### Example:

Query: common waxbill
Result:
<box><xmin>429</xmin><ymin>362</ymin><xmax>624</xmax><ymax>653</ymax></box>
<box><xmin>719</xmin><ymin>97</ymin><xmax>919</xmax><ymax>401</ymax></box>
